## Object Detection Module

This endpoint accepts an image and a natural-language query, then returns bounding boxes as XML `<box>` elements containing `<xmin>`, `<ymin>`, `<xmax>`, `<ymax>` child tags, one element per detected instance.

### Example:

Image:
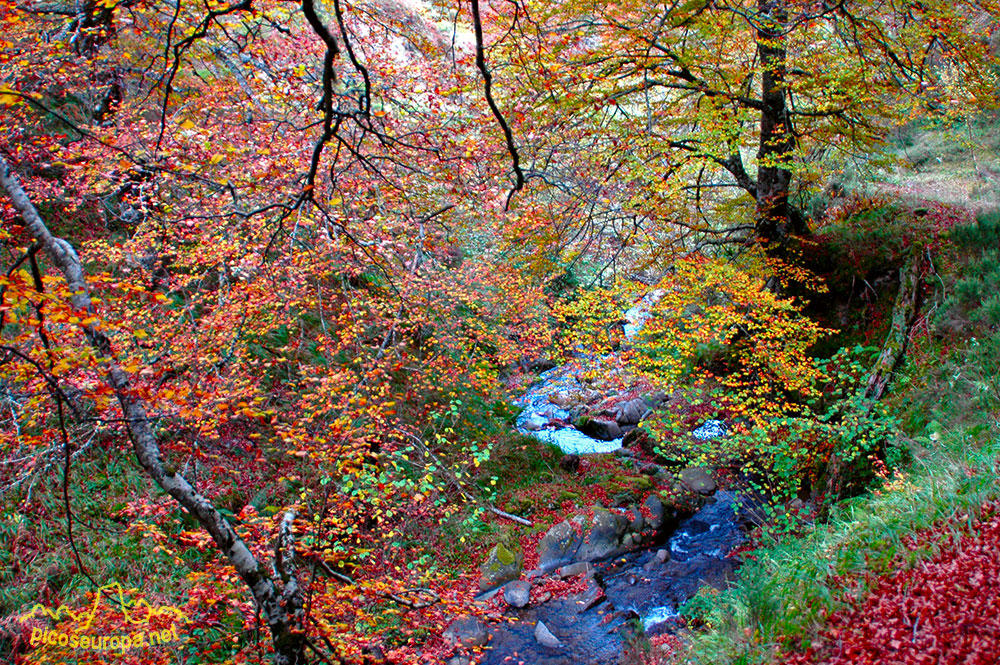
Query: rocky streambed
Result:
<box><xmin>476</xmin><ymin>492</ymin><xmax>747</xmax><ymax>665</ymax></box>
<box><xmin>440</xmin><ymin>292</ymin><xmax>753</xmax><ymax>665</ymax></box>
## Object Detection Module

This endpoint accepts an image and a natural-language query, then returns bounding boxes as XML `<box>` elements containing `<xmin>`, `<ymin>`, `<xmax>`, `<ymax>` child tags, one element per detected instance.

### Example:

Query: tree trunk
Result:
<box><xmin>0</xmin><ymin>156</ymin><xmax>308</xmax><ymax>665</ymax></box>
<box><xmin>822</xmin><ymin>249</ymin><xmax>923</xmax><ymax>502</ymax></box>
<box><xmin>865</xmin><ymin>249</ymin><xmax>924</xmax><ymax>400</ymax></box>
<box><xmin>755</xmin><ymin>0</ymin><xmax>796</xmax><ymax>246</ymax></box>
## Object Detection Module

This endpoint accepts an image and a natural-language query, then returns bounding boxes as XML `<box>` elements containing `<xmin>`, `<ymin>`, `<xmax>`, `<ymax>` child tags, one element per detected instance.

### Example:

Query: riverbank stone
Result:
<box><xmin>577</xmin><ymin>508</ymin><xmax>629</xmax><ymax>561</ymax></box>
<box><xmin>556</xmin><ymin>561</ymin><xmax>593</xmax><ymax>578</ymax></box>
<box><xmin>443</xmin><ymin>616</ymin><xmax>489</xmax><ymax>648</ymax></box>
<box><xmin>615</xmin><ymin>398</ymin><xmax>649</xmax><ymax>426</ymax></box>
<box><xmin>478</xmin><ymin>543</ymin><xmax>523</xmax><ymax>591</ymax></box>
<box><xmin>538</xmin><ymin>519</ymin><xmax>581</xmax><ymax>571</ymax></box>
<box><xmin>502</xmin><ymin>580</ymin><xmax>531</xmax><ymax>608</ymax></box>
<box><xmin>577</xmin><ymin>416</ymin><xmax>622</xmax><ymax>441</ymax></box>
<box><xmin>679</xmin><ymin>467</ymin><xmax>717</xmax><ymax>496</ymax></box>
<box><xmin>558</xmin><ymin>454</ymin><xmax>581</xmax><ymax>473</ymax></box>
<box><xmin>643</xmin><ymin>494</ymin><xmax>666</xmax><ymax>530</ymax></box>
<box><xmin>534</xmin><ymin>621</ymin><xmax>563</xmax><ymax>649</ymax></box>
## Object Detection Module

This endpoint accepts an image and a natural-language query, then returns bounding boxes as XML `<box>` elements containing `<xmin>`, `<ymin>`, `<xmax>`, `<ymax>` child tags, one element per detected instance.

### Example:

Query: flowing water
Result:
<box><xmin>513</xmin><ymin>361</ymin><xmax>624</xmax><ymax>455</ymax></box>
<box><xmin>480</xmin><ymin>492</ymin><xmax>746</xmax><ymax>665</ymax></box>
<box><xmin>484</xmin><ymin>291</ymin><xmax>746</xmax><ymax>664</ymax></box>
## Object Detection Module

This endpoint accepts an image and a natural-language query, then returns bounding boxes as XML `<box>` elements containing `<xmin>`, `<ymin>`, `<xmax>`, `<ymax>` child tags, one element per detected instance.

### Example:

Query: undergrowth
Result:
<box><xmin>673</xmin><ymin>209</ymin><xmax>1000</xmax><ymax>665</ymax></box>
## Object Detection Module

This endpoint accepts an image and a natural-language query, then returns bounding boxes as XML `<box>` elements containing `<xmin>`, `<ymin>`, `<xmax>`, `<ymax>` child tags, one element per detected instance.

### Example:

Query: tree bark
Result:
<box><xmin>822</xmin><ymin>249</ymin><xmax>923</xmax><ymax>502</ymax></box>
<box><xmin>865</xmin><ymin>249</ymin><xmax>923</xmax><ymax>400</ymax></box>
<box><xmin>755</xmin><ymin>0</ymin><xmax>796</xmax><ymax>246</ymax></box>
<box><xmin>0</xmin><ymin>156</ymin><xmax>308</xmax><ymax>665</ymax></box>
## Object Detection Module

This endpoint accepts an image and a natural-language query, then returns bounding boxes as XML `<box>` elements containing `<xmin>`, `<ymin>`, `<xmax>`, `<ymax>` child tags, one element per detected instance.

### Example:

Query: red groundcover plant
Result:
<box><xmin>783</xmin><ymin>501</ymin><xmax>1000</xmax><ymax>665</ymax></box>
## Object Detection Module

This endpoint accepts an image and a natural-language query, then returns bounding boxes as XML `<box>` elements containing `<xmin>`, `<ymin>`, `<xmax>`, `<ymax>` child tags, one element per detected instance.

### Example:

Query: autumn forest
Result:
<box><xmin>2</xmin><ymin>0</ymin><xmax>1000</xmax><ymax>663</ymax></box>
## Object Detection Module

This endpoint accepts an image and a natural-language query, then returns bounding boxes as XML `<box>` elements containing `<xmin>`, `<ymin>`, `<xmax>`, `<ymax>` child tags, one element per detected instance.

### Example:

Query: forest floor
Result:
<box><xmin>663</xmin><ymin>117</ymin><xmax>1000</xmax><ymax>665</ymax></box>
<box><xmin>780</xmin><ymin>500</ymin><xmax>1000</xmax><ymax>665</ymax></box>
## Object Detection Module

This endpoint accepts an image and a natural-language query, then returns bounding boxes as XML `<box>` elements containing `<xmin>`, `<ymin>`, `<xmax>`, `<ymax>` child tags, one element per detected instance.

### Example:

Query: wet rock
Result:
<box><xmin>502</xmin><ymin>580</ymin><xmax>531</xmax><ymax>609</ymax></box>
<box><xmin>576</xmin><ymin>508</ymin><xmax>629</xmax><ymax>562</ymax></box>
<box><xmin>557</xmin><ymin>561</ymin><xmax>593</xmax><ymax>578</ymax></box>
<box><xmin>615</xmin><ymin>398</ymin><xmax>649</xmax><ymax>426</ymax></box>
<box><xmin>642</xmin><ymin>549</ymin><xmax>670</xmax><ymax>572</ymax></box>
<box><xmin>443</xmin><ymin>616</ymin><xmax>489</xmax><ymax>648</ymax></box>
<box><xmin>446</xmin><ymin>657</ymin><xmax>470</xmax><ymax>665</ymax></box>
<box><xmin>576</xmin><ymin>580</ymin><xmax>607</xmax><ymax>611</ymax></box>
<box><xmin>577</xmin><ymin>417</ymin><xmax>622</xmax><ymax>441</ymax></box>
<box><xmin>639</xmin><ymin>463</ymin><xmax>661</xmax><ymax>476</ymax></box>
<box><xmin>540</xmin><ymin>504</ymin><xmax>653</xmax><ymax>572</ymax></box>
<box><xmin>643</xmin><ymin>494</ymin><xmax>665</xmax><ymax>530</ymax></box>
<box><xmin>534</xmin><ymin>621</ymin><xmax>563</xmax><ymax>649</ymax></box>
<box><xmin>558</xmin><ymin>454</ymin><xmax>581</xmax><ymax>473</ymax></box>
<box><xmin>523</xmin><ymin>568</ymin><xmax>544</xmax><ymax>581</ymax></box>
<box><xmin>538</xmin><ymin>519</ymin><xmax>581</xmax><ymax>571</ymax></box>
<box><xmin>478</xmin><ymin>543</ymin><xmax>523</xmax><ymax>591</ymax></box>
<box><xmin>522</xmin><ymin>415</ymin><xmax>547</xmax><ymax>431</ymax></box>
<box><xmin>627</xmin><ymin>507</ymin><xmax>644</xmax><ymax>532</ymax></box>
<box><xmin>679</xmin><ymin>467</ymin><xmax>717</xmax><ymax>496</ymax></box>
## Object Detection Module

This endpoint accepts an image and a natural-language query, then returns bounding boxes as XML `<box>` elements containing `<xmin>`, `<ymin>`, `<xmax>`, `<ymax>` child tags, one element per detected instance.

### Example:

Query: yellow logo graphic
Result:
<box><xmin>20</xmin><ymin>583</ymin><xmax>187</xmax><ymax>654</ymax></box>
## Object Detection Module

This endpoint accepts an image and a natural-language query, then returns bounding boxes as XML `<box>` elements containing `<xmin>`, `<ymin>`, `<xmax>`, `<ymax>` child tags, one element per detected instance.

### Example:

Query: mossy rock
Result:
<box><xmin>603</xmin><ymin>475</ymin><xmax>654</xmax><ymax>497</ymax></box>
<box><xmin>478</xmin><ymin>542</ymin><xmax>524</xmax><ymax>591</ymax></box>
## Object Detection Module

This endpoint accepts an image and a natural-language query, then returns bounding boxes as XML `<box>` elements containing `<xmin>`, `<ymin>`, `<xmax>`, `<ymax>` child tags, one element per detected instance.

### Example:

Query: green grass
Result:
<box><xmin>675</xmin><ymin>209</ymin><xmax>1000</xmax><ymax>664</ymax></box>
<box><xmin>877</xmin><ymin>112</ymin><xmax>1000</xmax><ymax>211</ymax></box>
<box><xmin>680</xmin><ymin>391</ymin><xmax>1000</xmax><ymax>664</ymax></box>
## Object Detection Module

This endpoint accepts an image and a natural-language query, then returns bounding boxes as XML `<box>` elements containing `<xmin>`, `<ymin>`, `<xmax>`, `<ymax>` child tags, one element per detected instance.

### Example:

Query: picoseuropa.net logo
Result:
<box><xmin>19</xmin><ymin>582</ymin><xmax>187</xmax><ymax>654</ymax></box>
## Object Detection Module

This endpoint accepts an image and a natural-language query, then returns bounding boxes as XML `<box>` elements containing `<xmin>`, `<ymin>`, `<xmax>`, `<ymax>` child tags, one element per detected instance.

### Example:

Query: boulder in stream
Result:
<box><xmin>502</xmin><ymin>580</ymin><xmax>531</xmax><ymax>608</ymax></box>
<box><xmin>576</xmin><ymin>508</ymin><xmax>629</xmax><ymax>562</ymax></box>
<box><xmin>577</xmin><ymin>416</ymin><xmax>622</xmax><ymax>441</ymax></box>
<box><xmin>522</xmin><ymin>414</ymin><xmax>547</xmax><ymax>431</ymax></box>
<box><xmin>538</xmin><ymin>504</ymin><xmax>660</xmax><ymax>571</ymax></box>
<box><xmin>443</xmin><ymin>616</ymin><xmax>489</xmax><ymax>648</ymax></box>
<box><xmin>622</xmin><ymin>426</ymin><xmax>651</xmax><ymax>452</ymax></box>
<box><xmin>537</xmin><ymin>518</ymin><xmax>583</xmax><ymax>571</ymax></box>
<box><xmin>643</xmin><ymin>494</ymin><xmax>666</xmax><ymax>530</ymax></box>
<box><xmin>614</xmin><ymin>398</ymin><xmax>649</xmax><ymax>426</ymax></box>
<box><xmin>534</xmin><ymin>620</ymin><xmax>563</xmax><ymax>649</ymax></box>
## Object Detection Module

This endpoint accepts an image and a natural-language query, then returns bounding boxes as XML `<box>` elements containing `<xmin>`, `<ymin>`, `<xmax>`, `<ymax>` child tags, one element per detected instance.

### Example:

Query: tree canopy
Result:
<box><xmin>1</xmin><ymin>0</ymin><xmax>998</xmax><ymax>663</ymax></box>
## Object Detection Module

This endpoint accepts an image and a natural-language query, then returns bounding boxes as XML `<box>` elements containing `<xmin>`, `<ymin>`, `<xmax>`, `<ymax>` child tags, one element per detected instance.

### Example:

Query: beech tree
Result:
<box><xmin>1</xmin><ymin>0</ymin><xmax>549</xmax><ymax>662</ymax></box>
<box><xmin>487</xmin><ymin>0</ymin><xmax>1000</xmax><ymax>260</ymax></box>
<box><xmin>1</xmin><ymin>0</ymin><xmax>997</xmax><ymax>663</ymax></box>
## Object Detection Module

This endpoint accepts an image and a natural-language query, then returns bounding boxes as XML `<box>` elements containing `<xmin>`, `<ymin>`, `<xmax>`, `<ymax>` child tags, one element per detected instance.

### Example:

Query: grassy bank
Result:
<box><xmin>666</xmin><ymin>210</ymin><xmax>1000</xmax><ymax>664</ymax></box>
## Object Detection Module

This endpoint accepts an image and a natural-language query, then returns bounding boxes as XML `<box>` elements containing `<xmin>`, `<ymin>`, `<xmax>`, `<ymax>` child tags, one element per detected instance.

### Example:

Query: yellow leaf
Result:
<box><xmin>179</xmin><ymin>119</ymin><xmax>196</xmax><ymax>130</ymax></box>
<box><xmin>0</xmin><ymin>86</ymin><xmax>21</xmax><ymax>106</ymax></box>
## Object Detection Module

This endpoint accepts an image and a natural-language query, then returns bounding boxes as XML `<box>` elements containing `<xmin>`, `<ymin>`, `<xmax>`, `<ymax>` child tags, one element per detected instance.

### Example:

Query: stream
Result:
<box><xmin>480</xmin><ymin>293</ymin><xmax>747</xmax><ymax>664</ymax></box>
<box><xmin>480</xmin><ymin>493</ymin><xmax>746</xmax><ymax>665</ymax></box>
<box><xmin>512</xmin><ymin>291</ymin><xmax>667</xmax><ymax>455</ymax></box>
